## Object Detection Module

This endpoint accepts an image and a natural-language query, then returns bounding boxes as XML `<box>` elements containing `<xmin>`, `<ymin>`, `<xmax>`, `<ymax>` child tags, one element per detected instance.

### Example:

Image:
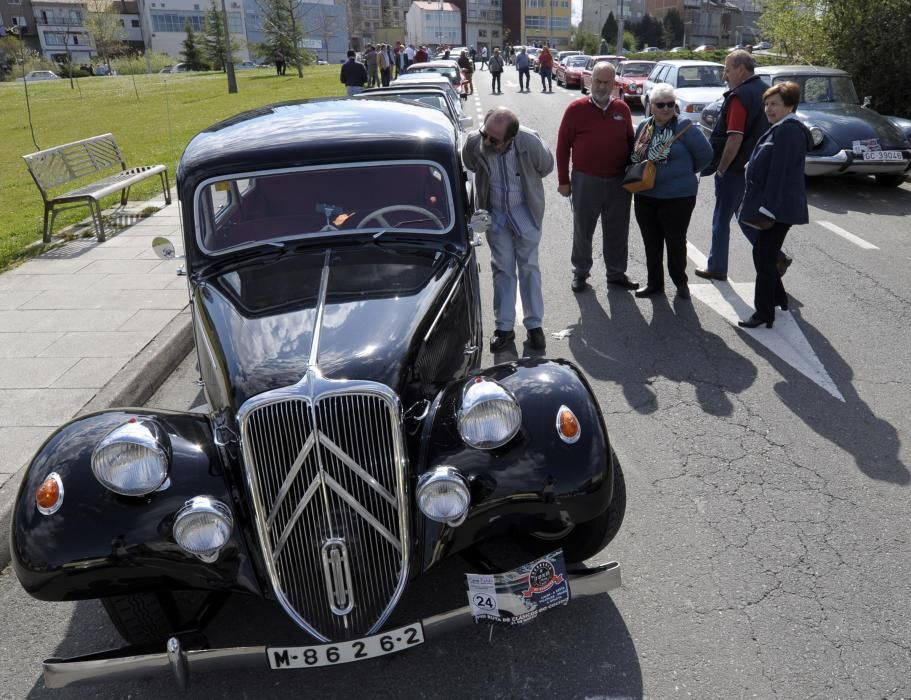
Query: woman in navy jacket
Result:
<box><xmin>737</xmin><ymin>81</ymin><xmax>812</xmax><ymax>328</ymax></box>
<box><xmin>630</xmin><ymin>84</ymin><xmax>713</xmax><ymax>300</ymax></box>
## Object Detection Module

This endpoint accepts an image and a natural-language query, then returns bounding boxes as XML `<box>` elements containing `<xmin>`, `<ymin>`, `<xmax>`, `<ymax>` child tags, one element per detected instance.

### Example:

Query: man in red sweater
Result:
<box><xmin>556</xmin><ymin>62</ymin><xmax>637</xmax><ymax>292</ymax></box>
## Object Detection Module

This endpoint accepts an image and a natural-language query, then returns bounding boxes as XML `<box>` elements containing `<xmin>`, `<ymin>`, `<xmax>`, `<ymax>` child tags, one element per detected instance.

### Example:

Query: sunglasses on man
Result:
<box><xmin>652</xmin><ymin>101</ymin><xmax>676</xmax><ymax>110</ymax></box>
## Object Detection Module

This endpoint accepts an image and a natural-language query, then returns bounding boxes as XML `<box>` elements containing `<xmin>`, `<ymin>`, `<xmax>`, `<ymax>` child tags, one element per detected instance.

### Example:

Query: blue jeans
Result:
<box><xmin>706</xmin><ymin>170</ymin><xmax>746</xmax><ymax>276</ymax></box>
<box><xmin>486</xmin><ymin>221</ymin><xmax>544</xmax><ymax>331</ymax></box>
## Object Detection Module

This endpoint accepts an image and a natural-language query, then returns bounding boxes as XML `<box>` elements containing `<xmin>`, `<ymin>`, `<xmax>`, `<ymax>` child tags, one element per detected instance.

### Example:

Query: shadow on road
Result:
<box><xmin>27</xmin><ymin>544</ymin><xmax>643</xmax><ymax>698</ymax></box>
<box><xmin>567</xmin><ymin>286</ymin><xmax>757</xmax><ymax>416</ymax></box>
<box><xmin>806</xmin><ymin>174</ymin><xmax>911</xmax><ymax>217</ymax></box>
<box><xmin>738</xmin><ymin>310</ymin><xmax>908</xmax><ymax>485</ymax></box>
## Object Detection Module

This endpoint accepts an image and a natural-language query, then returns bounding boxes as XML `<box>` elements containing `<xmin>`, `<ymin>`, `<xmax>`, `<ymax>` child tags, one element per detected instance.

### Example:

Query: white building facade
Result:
<box><xmin>137</xmin><ymin>0</ymin><xmax>247</xmax><ymax>60</ymax></box>
<box><xmin>33</xmin><ymin>0</ymin><xmax>95</xmax><ymax>63</ymax></box>
<box><xmin>464</xmin><ymin>0</ymin><xmax>500</xmax><ymax>54</ymax></box>
<box><xmin>405</xmin><ymin>1</ymin><xmax>460</xmax><ymax>47</ymax></box>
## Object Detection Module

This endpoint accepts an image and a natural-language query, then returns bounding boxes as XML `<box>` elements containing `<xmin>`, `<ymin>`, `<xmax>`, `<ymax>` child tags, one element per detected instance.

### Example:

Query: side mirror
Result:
<box><xmin>469</xmin><ymin>209</ymin><xmax>491</xmax><ymax>235</ymax></box>
<box><xmin>152</xmin><ymin>236</ymin><xmax>180</xmax><ymax>260</ymax></box>
<box><xmin>460</xmin><ymin>115</ymin><xmax>474</xmax><ymax>129</ymax></box>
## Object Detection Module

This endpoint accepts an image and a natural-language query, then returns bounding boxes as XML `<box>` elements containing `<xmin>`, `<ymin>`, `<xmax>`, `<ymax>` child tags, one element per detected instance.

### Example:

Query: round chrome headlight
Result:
<box><xmin>173</xmin><ymin>496</ymin><xmax>234</xmax><ymax>561</ymax></box>
<box><xmin>809</xmin><ymin>126</ymin><xmax>825</xmax><ymax>147</ymax></box>
<box><xmin>91</xmin><ymin>419</ymin><xmax>170</xmax><ymax>496</ymax></box>
<box><xmin>457</xmin><ymin>376</ymin><xmax>521</xmax><ymax>449</ymax></box>
<box><xmin>416</xmin><ymin>467</ymin><xmax>470</xmax><ymax>524</ymax></box>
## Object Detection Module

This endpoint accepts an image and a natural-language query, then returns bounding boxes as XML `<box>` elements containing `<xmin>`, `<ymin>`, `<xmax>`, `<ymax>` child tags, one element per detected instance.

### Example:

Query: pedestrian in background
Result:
<box><xmin>458</xmin><ymin>49</ymin><xmax>474</xmax><ymax>95</ymax></box>
<box><xmin>340</xmin><ymin>50</ymin><xmax>367</xmax><ymax>96</ymax></box>
<box><xmin>538</xmin><ymin>47</ymin><xmax>554</xmax><ymax>93</ymax></box>
<box><xmin>556</xmin><ymin>61</ymin><xmax>638</xmax><ymax>293</ymax></box>
<box><xmin>462</xmin><ymin>107</ymin><xmax>555</xmax><ymax>352</ymax></box>
<box><xmin>696</xmin><ymin>50</ymin><xmax>769</xmax><ymax>282</ymax></box>
<box><xmin>629</xmin><ymin>84</ymin><xmax>713</xmax><ymax>300</ymax></box>
<box><xmin>737</xmin><ymin>81</ymin><xmax>810</xmax><ymax>328</ymax></box>
<box><xmin>489</xmin><ymin>48</ymin><xmax>505</xmax><ymax>94</ymax></box>
<box><xmin>480</xmin><ymin>46</ymin><xmax>488</xmax><ymax>71</ymax></box>
<box><xmin>405</xmin><ymin>43</ymin><xmax>416</xmax><ymax>68</ymax></box>
<box><xmin>365</xmin><ymin>45</ymin><xmax>378</xmax><ymax>87</ymax></box>
<box><xmin>515</xmin><ymin>46</ymin><xmax>531</xmax><ymax>92</ymax></box>
<box><xmin>273</xmin><ymin>49</ymin><xmax>286</xmax><ymax>76</ymax></box>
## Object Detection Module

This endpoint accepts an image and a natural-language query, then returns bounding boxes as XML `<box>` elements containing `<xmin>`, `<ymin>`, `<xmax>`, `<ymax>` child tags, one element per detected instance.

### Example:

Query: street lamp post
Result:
<box><xmin>616</xmin><ymin>0</ymin><xmax>625</xmax><ymax>54</ymax></box>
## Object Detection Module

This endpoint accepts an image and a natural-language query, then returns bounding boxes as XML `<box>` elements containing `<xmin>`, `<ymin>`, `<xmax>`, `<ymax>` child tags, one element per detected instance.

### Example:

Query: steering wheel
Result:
<box><xmin>357</xmin><ymin>205</ymin><xmax>443</xmax><ymax>229</ymax></box>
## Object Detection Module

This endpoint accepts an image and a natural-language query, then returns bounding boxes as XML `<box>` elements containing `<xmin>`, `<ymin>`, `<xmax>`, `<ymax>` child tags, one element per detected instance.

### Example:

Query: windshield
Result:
<box><xmin>776</xmin><ymin>75</ymin><xmax>859</xmax><ymax>104</ymax></box>
<box><xmin>676</xmin><ymin>65</ymin><xmax>725</xmax><ymax>88</ymax></box>
<box><xmin>197</xmin><ymin>161</ymin><xmax>454</xmax><ymax>255</ymax></box>
<box><xmin>621</xmin><ymin>63</ymin><xmax>653</xmax><ymax>77</ymax></box>
<box><xmin>565</xmin><ymin>56</ymin><xmax>589</xmax><ymax>67</ymax></box>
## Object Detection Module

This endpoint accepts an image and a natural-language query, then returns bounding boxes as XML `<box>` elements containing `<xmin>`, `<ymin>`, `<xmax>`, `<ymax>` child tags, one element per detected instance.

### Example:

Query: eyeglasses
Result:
<box><xmin>479</xmin><ymin>128</ymin><xmax>506</xmax><ymax>147</ymax></box>
<box><xmin>652</xmin><ymin>101</ymin><xmax>675</xmax><ymax>109</ymax></box>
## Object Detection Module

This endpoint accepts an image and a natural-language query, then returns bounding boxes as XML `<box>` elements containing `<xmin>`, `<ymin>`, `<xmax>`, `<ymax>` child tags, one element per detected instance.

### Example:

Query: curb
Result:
<box><xmin>0</xmin><ymin>308</ymin><xmax>194</xmax><ymax>571</ymax></box>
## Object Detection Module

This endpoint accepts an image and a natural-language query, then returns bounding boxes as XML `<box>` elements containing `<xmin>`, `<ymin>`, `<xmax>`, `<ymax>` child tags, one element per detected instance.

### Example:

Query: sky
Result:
<box><xmin>573</xmin><ymin>0</ymin><xmax>582</xmax><ymax>24</ymax></box>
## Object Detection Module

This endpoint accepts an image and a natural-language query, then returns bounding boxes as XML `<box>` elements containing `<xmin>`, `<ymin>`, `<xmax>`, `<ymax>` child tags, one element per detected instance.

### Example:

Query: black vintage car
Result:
<box><xmin>11</xmin><ymin>99</ymin><xmax>625</xmax><ymax>688</ymax></box>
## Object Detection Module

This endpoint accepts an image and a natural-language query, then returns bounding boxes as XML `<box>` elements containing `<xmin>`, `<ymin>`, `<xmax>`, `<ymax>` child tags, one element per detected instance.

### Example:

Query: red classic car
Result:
<box><xmin>580</xmin><ymin>55</ymin><xmax>625</xmax><ymax>94</ymax></box>
<box><xmin>556</xmin><ymin>54</ymin><xmax>590</xmax><ymax>88</ymax></box>
<box><xmin>613</xmin><ymin>60</ymin><xmax>656</xmax><ymax>106</ymax></box>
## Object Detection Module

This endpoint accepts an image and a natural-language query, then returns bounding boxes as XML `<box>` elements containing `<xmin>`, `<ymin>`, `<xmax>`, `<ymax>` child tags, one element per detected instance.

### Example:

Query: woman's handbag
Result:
<box><xmin>622</xmin><ymin>121</ymin><xmax>694</xmax><ymax>194</ymax></box>
<box><xmin>622</xmin><ymin>160</ymin><xmax>656</xmax><ymax>193</ymax></box>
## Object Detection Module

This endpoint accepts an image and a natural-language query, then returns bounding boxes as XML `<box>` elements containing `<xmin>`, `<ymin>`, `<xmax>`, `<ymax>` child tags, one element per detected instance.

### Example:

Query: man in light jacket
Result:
<box><xmin>462</xmin><ymin>107</ymin><xmax>555</xmax><ymax>352</ymax></box>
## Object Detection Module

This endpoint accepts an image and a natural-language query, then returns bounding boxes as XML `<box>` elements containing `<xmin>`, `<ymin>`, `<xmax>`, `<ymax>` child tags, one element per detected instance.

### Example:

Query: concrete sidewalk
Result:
<box><xmin>0</xmin><ymin>193</ymin><xmax>194</xmax><ymax>567</ymax></box>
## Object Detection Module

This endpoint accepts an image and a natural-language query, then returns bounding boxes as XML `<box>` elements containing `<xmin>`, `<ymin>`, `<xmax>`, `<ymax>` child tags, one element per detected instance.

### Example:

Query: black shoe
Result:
<box><xmin>489</xmin><ymin>329</ymin><xmax>515</xmax><ymax>352</ymax></box>
<box><xmin>571</xmin><ymin>276</ymin><xmax>588</xmax><ymax>293</ymax></box>
<box><xmin>694</xmin><ymin>268</ymin><xmax>727</xmax><ymax>281</ymax></box>
<box><xmin>676</xmin><ymin>285</ymin><xmax>691</xmax><ymax>299</ymax></box>
<box><xmin>634</xmin><ymin>286</ymin><xmax>663</xmax><ymax>298</ymax></box>
<box><xmin>777</xmin><ymin>297</ymin><xmax>789</xmax><ymax>311</ymax></box>
<box><xmin>777</xmin><ymin>253</ymin><xmax>793</xmax><ymax>277</ymax></box>
<box><xmin>527</xmin><ymin>327</ymin><xmax>546</xmax><ymax>350</ymax></box>
<box><xmin>607</xmin><ymin>276</ymin><xmax>639</xmax><ymax>290</ymax></box>
<box><xmin>738</xmin><ymin>316</ymin><xmax>773</xmax><ymax>329</ymax></box>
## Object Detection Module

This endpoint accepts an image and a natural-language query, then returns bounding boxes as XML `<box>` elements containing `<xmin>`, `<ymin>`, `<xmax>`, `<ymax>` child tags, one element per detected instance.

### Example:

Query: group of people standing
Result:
<box><xmin>460</xmin><ymin>50</ymin><xmax>809</xmax><ymax>353</ymax></box>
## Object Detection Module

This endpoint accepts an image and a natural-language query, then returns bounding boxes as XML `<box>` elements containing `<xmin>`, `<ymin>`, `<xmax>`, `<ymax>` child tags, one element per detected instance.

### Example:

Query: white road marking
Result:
<box><xmin>817</xmin><ymin>220</ymin><xmax>879</xmax><ymax>250</ymax></box>
<box><xmin>687</xmin><ymin>243</ymin><xmax>845</xmax><ymax>401</ymax></box>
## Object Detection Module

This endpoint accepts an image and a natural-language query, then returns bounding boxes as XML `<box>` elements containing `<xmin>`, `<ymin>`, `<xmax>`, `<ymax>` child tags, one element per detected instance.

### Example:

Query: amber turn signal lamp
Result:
<box><xmin>36</xmin><ymin>472</ymin><xmax>64</xmax><ymax>515</ymax></box>
<box><xmin>556</xmin><ymin>405</ymin><xmax>581</xmax><ymax>444</ymax></box>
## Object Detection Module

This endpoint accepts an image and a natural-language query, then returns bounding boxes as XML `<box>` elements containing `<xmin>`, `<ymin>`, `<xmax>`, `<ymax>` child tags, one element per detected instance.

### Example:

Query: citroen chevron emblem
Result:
<box><xmin>321</xmin><ymin>538</ymin><xmax>354</xmax><ymax>615</ymax></box>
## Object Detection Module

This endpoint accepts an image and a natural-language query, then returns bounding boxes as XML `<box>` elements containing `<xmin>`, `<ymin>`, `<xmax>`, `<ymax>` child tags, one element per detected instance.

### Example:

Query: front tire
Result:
<box><xmin>874</xmin><ymin>173</ymin><xmax>906</xmax><ymax>187</ymax></box>
<box><xmin>102</xmin><ymin>590</ymin><xmax>213</xmax><ymax>647</ymax></box>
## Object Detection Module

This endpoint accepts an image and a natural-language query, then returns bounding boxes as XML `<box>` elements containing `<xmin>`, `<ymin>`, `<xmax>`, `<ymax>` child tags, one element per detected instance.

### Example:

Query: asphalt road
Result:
<box><xmin>2</xmin><ymin>73</ymin><xmax>910</xmax><ymax>698</ymax></box>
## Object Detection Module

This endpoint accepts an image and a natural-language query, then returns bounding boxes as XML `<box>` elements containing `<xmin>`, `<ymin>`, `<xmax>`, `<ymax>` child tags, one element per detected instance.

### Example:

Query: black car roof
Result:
<box><xmin>178</xmin><ymin>98</ymin><xmax>459</xmax><ymax>183</ymax></box>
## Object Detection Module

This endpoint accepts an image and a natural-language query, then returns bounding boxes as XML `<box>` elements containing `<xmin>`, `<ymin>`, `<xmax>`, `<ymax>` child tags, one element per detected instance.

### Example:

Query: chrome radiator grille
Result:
<box><xmin>241</xmin><ymin>388</ymin><xmax>407</xmax><ymax>641</ymax></box>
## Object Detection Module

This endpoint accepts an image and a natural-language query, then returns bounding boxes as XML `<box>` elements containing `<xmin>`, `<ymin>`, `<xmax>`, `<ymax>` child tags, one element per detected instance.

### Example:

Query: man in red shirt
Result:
<box><xmin>556</xmin><ymin>62</ymin><xmax>637</xmax><ymax>292</ymax></box>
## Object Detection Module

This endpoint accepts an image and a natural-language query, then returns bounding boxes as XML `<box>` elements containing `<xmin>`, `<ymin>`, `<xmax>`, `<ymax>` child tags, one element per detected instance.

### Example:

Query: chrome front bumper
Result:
<box><xmin>805</xmin><ymin>150</ymin><xmax>911</xmax><ymax>176</ymax></box>
<box><xmin>44</xmin><ymin>561</ymin><xmax>621</xmax><ymax>690</ymax></box>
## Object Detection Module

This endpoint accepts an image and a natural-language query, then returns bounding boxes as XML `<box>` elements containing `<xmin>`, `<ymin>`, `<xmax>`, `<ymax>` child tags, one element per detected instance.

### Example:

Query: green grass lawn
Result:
<box><xmin>0</xmin><ymin>66</ymin><xmax>345</xmax><ymax>271</ymax></box>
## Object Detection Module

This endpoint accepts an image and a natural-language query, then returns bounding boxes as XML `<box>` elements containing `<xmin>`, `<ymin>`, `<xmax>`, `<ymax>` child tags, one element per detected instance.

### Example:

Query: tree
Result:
<box><xmin>256</xmin><ymin>0</ymin><xmax>305</xmax><ymax>77</ymax></box>
<box><xmin>757</xmin><ymin>0</ymin><xmax>830</xmax><ymax>64</ymax></box>
<box><xmin>601</xmin><ymin>11</ymin><xmax>618</xmax><ymax>47</ymax></box>
<box><xmin>632</xmin><ymin>14</ymin><xmax>662</xmax><ymax>50</ymax></box>
<box><xmin>85</xmin><ymin>0</ymin><xmax>125</xmax><ymax>69</ymax></box>
<box><xmin>824</xmin><ymin>0</ymin><xmax>911</xmax><ymax>116</ymax></box>
<box><xmin>181</xmin><ymin>20</ymin><xmax>207</xmax><ymax>70</ymax></box>
<box><xmin>570</xmin><ymin>29</ymin><xmax>600</xmax><ymax>56</ymax></box>
<box><xmin>204</xmin><ymin>2</ymin><xmax>228</xmax><ymax>71</ymax></box>
<box><xmin>662</xmin><ymin>9</ymin><xmax>684</xmax><ymax>48</ymax></box>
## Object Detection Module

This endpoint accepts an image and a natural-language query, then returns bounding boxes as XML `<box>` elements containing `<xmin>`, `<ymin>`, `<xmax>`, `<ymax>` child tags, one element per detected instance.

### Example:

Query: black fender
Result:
<box><xmin>11</xmin><ymin>409</ymin><xmax>262</xmax><ymax>602</ymax></box>
<box><xmin>416</xmin><ymin>359</ymin><xmax>615</xmax><ymax>570</ymax></box>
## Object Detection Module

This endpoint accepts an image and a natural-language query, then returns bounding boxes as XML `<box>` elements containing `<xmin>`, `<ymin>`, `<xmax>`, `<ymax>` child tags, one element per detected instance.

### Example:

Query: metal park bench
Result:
<box><xmin>23</xmin><ymin>133</ymin><xmax>172</xmax><ymax>243</ymax></box>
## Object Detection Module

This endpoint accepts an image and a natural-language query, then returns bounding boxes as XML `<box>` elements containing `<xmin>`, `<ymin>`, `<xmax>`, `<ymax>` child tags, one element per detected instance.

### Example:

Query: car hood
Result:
<box><xmin>797</xmin><ymin>103</ymin><xmax>910</xmax><ymax>149</ymax></box>
<box><xmin>674</xmin><ymin>87</ymin><xmax>727</xmax><ymax>104</ymax></box>
<box><xmin>195</xmin><ymin>245</ymin><xmax>460</xmax><ymax>411</ymax></box>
